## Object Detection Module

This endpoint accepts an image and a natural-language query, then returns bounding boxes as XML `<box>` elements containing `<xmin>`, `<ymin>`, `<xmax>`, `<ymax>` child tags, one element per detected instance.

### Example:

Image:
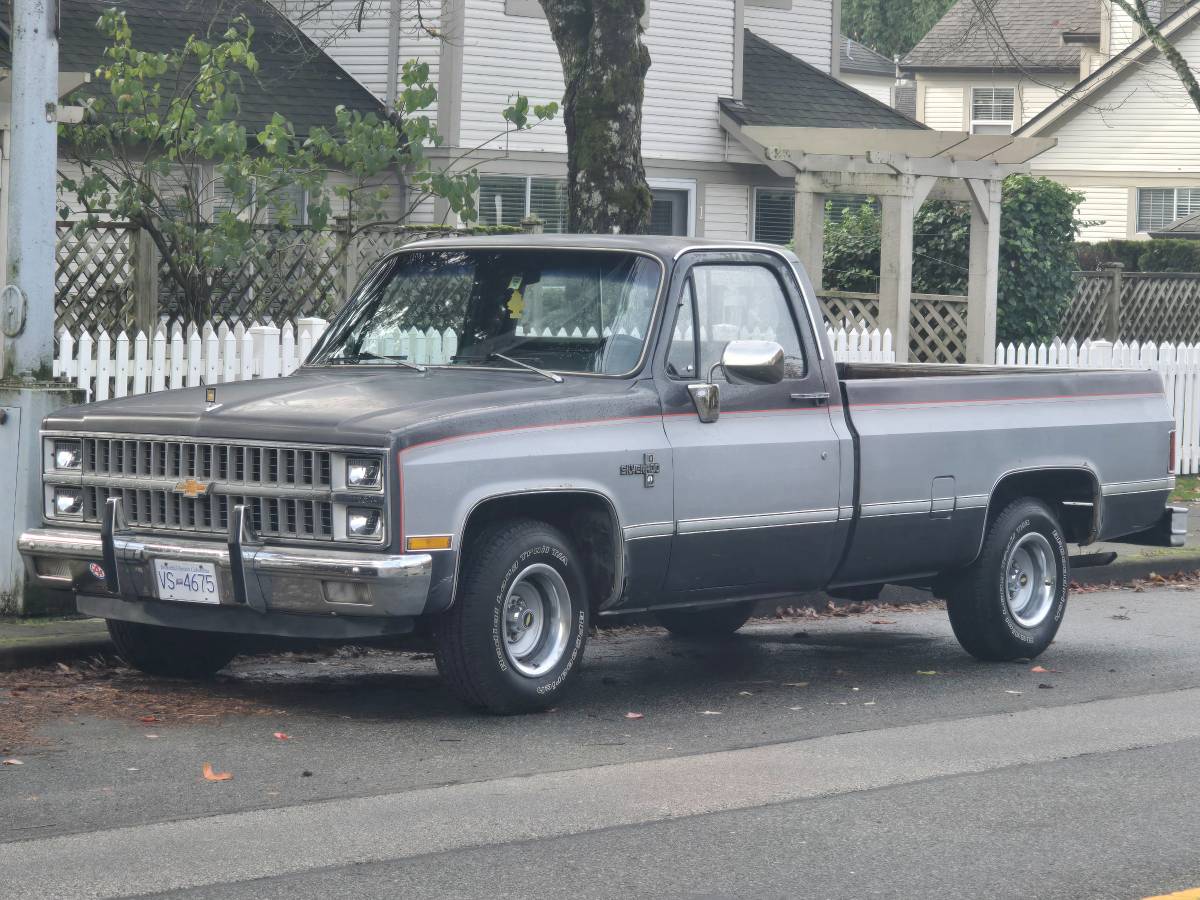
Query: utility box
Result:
<box><xmin>0</xmin><ymin>383</ymin><xmax>84</xmax><ymax>615</ymax></box>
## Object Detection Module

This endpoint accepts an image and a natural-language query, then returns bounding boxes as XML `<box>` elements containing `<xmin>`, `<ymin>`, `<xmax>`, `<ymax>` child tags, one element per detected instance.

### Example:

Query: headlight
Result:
<box><xmin>346</xmin><ymin>457</ymin><xmax>382</xmax><ymax>489</ymax></box>
<box><xmin>347</xmin><ymin>507</ymin><xmax>382</xmax><ymax>538</ymax></box>
<box><xmin>54</xmin><ymin>439</ymin><xmax>82</xmax><ymax>470</ymax></box>
<box><xmin>53</xmin><ymin>487</ymin><xmax>83</xmax><ymax>517</ymax></box>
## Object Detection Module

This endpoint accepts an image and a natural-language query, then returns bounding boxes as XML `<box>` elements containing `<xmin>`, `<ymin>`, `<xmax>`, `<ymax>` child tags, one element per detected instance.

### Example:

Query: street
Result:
<box><xmin>2</xmin><ymin>584</ymin><xmax>1200</xmax><ymax>899</ymax></box>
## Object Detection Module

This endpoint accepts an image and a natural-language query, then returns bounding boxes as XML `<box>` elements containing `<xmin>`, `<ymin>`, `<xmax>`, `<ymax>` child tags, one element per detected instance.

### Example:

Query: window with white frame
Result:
<box><xmin>1137</xmin><ymin>187</ymin><xmax>1200</xmax><ymax>232</ymax></box>
<box><xmin>477</xmin><ymin>174</ymin><xmax>568</xmax><ymax>233</ymax></box>
<box><xmin>970</xmin><ymin>87</ymin><xmax>1015</xmax><ymax>134</ymax></box>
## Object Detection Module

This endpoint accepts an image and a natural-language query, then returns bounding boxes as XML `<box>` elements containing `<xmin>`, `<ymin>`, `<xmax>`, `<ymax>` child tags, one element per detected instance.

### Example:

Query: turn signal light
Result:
<box><xmin>406</xmin><ymin>535</ymin><xmax>452</xmax><ymax>552</ymax></box>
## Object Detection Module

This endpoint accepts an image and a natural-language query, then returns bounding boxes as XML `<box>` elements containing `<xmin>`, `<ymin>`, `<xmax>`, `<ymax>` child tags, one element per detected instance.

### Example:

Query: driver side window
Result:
<box><xmin>667</xmin><ymin>263</ymin><xmax>807</xmax><ymax>381</ymax></box>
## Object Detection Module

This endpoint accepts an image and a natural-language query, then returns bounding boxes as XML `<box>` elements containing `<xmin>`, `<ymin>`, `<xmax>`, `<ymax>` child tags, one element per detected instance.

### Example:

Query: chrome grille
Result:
<box><xmin>79</xmin><ymin>438</ymin><xmax>336</xmax><ymax>541</ymax></box>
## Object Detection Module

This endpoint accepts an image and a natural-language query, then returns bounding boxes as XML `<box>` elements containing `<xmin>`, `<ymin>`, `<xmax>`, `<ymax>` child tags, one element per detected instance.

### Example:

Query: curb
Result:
<box><xmin>1071</xmin><ymin>551</ymin><xmax>1200</xmax><ymax>587</ymax></box>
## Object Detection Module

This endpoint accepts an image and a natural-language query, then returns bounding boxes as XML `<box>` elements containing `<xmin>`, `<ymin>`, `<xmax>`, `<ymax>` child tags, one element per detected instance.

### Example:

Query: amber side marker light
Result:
<box><xmin>407</xmin><ymin>535</ymin><xmax>453</xmax><ymax>552</ymax></box>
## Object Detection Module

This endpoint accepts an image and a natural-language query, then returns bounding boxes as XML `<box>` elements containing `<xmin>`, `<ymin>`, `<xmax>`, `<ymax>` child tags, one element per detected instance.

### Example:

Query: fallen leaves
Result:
<box><xmin>1030</xmin><ymin>665</ymin><xmax>1059</xmax><ymax>674</ymax></box>
<box><xmin>201</xmin><ymin>763</ymin><xmax>232</xmax><ymax>783</ymax></box>
<box><xmin>916</xmin><ymin>670</ymin><xmax>940</xmax><ymax>676</ymax></box>
<box><xmin>3</xmin><ymin>758</ymin><xmax>23</xmax><ymax>765</ymax></box>
<box><xmin>701</xmin><ymin>710</ymin><xmax>722</xmax><ymax>716</ymax></box>
<box><xmin>624</xmin><ymin>712</ymin><xmax>644</xmax><ymax>720</ymax></box>
<box><xmin>138</xmin><ymin>715</ymin><xmax>159</xmax><ymax>724</ymax></box>
<box><xmin>1004</xmin><ymin>690</ymin><xmax>1024</xmax><ymax>695</ymax></box>
<box><xmin>870</xmin><ymin>619</ymin><xmax>898</xmax><ymax>626</ymax></box>
<box><xmin>783</xmin><ymin>682</ymin><xmax>809</xmax><ymax>688</ymax></box>
<box><xmin>272</xmin><ymin>732</ymin><xmax>291</xmax><ymax>741</ymax></box>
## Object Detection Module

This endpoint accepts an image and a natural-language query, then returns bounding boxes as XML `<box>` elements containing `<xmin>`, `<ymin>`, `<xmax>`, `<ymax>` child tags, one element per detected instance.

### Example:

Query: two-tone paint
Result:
<box><xmin>21</xmin><ymin>235</ymin><xmax>1179</xmax><ymax>638</ymax></box>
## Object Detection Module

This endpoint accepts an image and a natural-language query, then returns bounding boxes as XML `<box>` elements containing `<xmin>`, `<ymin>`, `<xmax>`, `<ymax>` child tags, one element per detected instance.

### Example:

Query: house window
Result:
<box><xmin>970</xmin><ymin>87</ymin><xmax>1015</xmax><ymax>134</ymax></box>
<box><xmin>477</xmin><ymin>175</ymin><xmax>567</xmax><ymax>233</ymax></box>
<box><xmin>1137</xmin><ymin>187</ymin><xmax>1200</xmax><ymax>232</ymax></box>
<box><xmin>753</xmin><ymin>189</ymin><xmax>794</xmax><ymax>245</ymax></box>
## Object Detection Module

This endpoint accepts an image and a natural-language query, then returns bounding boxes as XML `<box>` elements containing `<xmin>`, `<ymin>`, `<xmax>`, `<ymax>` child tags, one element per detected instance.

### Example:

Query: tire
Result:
<box><xmin>106</xmin><ymin>619</ymin><xmax>240</xmax><ymax>678</ymax></box>
<box><xmin>655</xmin><ymin>602</ymin><xmax>755</xmax><ymax>638</ymax></box>
<box><xmin>434</xmin><ymin>518</ymin><xmax>589</xmax><ymax>714</ymax></box>
<box><xmin>946</xmin><ymin>497</ymin><xmax>1069</xmax><ymax>662</ymax></box>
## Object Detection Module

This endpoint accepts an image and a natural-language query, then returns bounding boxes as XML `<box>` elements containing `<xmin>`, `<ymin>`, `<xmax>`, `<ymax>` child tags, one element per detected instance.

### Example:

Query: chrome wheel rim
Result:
<box><xmin>1004</xmin><ymin>532</ymin><xmax>1057</xmax><ymax>628</ymax></box>
<box><xmin>502</xmin><ymin>563</ymin><xmax>572</xmax><ymax>678</ymax></box>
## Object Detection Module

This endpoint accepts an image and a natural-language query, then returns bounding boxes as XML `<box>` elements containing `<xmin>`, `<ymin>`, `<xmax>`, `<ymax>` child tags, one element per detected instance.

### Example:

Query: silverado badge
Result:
<box><xmin>174</xmin><ymin>477</ymin><xmax>212</xmax><ymax>499</ymax></box>
<box><xmin>620</xmin><ymin>453</ymin><xmax>660</xmax><ymax>488</ymax></box>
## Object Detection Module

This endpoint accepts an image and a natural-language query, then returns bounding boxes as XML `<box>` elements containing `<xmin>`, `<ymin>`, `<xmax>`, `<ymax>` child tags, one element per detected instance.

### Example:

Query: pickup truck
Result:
<box><xmin>20</xmin><ymin>235</ymin><xmax>1186</xmax><ymax>713</ymax></box>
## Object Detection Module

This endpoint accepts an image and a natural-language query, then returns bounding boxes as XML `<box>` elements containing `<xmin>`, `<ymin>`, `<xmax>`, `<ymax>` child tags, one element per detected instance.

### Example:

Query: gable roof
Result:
<box><xmin>840</xmin><ymin>35</ymin><xmax>895</xmax><ymax>77</ymax></box>
<box><xmin>902</xmin><ymin>0</ymin><xmax>1099</xmax><ymax>72</ymax></box>
<box><xmin>1018</xmin><ymin>0</ymin><xmax>1200</xmax><ymax>135</ymax></box>
<box><xmin>721</xmin><ymin>30</ymin><xmax>924</xmax><ymax>130</ymax></box>
<box><xmin>0</xmin><ymin>0</ymin><xmax>384</xmax><ymax>135</ymax></box>
<box><xmin>1150</xmin><ymin>211</ymin><xmax>1200</xmax><ymax>239</ymax></box>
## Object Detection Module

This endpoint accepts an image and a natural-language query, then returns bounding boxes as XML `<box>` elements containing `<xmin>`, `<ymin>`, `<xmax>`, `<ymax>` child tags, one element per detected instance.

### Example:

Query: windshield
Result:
<box><xmin>307</xmin><ymin>248</ymin><xmax>663</xmax><ymax>376</ymax></box>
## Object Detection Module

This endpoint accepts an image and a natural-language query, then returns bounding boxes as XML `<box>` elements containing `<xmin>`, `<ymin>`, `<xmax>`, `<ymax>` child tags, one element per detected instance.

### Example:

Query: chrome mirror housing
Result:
<box><xmin>688</xmin><ymin>382</ymin><xmax>721</xmax><ymax>424</ymax></box>
<box><xmin>721</xmin><ymin>340</ymin><xmax>785</xmax><ymax>386</ymax></box>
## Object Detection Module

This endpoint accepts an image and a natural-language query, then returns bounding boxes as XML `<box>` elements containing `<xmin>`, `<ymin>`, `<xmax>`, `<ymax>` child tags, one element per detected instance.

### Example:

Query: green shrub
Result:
<box><xmin>822</xmin><ymin>175</ymin><xmax>1085</xmax><ymax>344</ymax></box>
<box><xmin>1075</xmin><ymin>238</ymin><xmax>1200</xmax><ymax>272</ymax></box>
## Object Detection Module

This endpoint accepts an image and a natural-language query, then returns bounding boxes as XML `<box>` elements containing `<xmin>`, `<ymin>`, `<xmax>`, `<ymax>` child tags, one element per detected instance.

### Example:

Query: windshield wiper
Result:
<box><xmin>486</xmin><ymin>352</ymin><xmax>563</xmax><ymax>383</ymax></box>
<box><xmin>321</xmin><ymin>350</ymin><xmax>426</xmax><ymax>372</ymax></box>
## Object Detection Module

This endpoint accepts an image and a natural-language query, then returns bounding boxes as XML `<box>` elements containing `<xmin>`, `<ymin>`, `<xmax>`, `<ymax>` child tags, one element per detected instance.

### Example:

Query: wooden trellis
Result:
<box><xmin>1062</xmin><ymin>270</ymin><xmax>1200</xmax><ymax>344</ymax></box>
<box><xmin>1059</xmin><ymin>272</ymin><xmax>1109</xmax><ymax>340</ymax></box>
<box><xmin>55</xmin><ymin>222</ymin><xmax>137</xmax><ymax>334</ymax></box>
<box><xmin>909</xmin><ymin>293</ymin><xmax>968</xmax><ymax>363</ymax></box>
<box><xmin>818</xmin><ymin>290</ymin><xmax>881</xmax><ymax>332</ymax></box>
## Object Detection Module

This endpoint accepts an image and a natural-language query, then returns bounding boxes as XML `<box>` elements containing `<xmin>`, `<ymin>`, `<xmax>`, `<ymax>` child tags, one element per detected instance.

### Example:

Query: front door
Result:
<box><xmin>657</xmin><ymin>253</ymin><xmax>843</xmax><ymax>598</ymax></box>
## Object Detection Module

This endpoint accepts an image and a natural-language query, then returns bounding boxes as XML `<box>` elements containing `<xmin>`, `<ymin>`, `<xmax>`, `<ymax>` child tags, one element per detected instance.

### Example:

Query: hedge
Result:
<box><xmin>822</xmin><ymin>175</ymin><xmax>1086</xmax><ymax>344</ymax></box>
<box><xmin>1076</xmin><ymin>238</ymin><xmax>1200</xmax><ymax>273</ymax></box>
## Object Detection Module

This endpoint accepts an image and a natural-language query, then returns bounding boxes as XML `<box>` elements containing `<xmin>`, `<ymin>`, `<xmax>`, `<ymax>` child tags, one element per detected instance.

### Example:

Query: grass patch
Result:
<box><xmin>1172</xmin><ymin>475</ymin><xmax>1200</xmax><ymax>504</ymax></box>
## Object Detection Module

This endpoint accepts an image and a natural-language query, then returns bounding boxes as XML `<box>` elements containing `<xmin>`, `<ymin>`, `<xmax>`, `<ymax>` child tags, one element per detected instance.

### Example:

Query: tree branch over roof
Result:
<box><xmin>1111</xmin><ymin>0</ymin><xmax>1200</xmax><ymax>114</ymax></box>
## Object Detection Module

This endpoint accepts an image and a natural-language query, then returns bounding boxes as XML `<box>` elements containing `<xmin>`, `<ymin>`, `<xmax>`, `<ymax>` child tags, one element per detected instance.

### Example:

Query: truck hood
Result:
<box><xmin>43</xmin><ymin>368</ymin><xmax>652</xmax><ymax>447</ymax></box>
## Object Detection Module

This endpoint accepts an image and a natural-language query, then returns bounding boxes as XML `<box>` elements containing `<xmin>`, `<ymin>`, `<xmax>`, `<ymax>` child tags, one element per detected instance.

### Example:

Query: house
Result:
<box><xmin>283</xmin><ymin>0</ymin><xmax>925</xmax><ymax>242</ymax></box>
<box><xmin>903</xmin><ymin>0</ymin><xmax>1200</xmax><ymax>241</ymax></box>
<box><xmin>902</xmin><ymin>0</ymin><xmax>1098</xmax><ymax>137</ymax></box>
<box><xmin>839</xmin><ymin>35</ymin><xmax>896</xmax><ymax>107</ymax></box>
<box><xmin>1017</xmin><ymin>1</ymin><xmax>1200</xmax><ymax>240</ymax></box>
<box><xmin>1</xmin><ymin>0</ymin><xmax>398</xmax><ymax>225</ymax></box>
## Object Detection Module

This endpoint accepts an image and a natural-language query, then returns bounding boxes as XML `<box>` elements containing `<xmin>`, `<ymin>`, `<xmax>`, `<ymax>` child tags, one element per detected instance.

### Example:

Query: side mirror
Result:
<box><xmin>686</xmin><ymin>340</ymin><xmax>786</xmax><ymax>423</ymax></box>
<box><xmin>721</xmin><ymin>340</ymin><xmax>785</xmax><ymax>386</ymax></box>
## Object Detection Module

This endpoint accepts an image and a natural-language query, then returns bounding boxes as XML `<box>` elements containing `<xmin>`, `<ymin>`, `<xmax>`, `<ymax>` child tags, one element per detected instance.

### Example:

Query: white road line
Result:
<box><xmin>8</xmin><ymin>687</ymin><xmax>1200</xmax><ymax>899</ymax></box>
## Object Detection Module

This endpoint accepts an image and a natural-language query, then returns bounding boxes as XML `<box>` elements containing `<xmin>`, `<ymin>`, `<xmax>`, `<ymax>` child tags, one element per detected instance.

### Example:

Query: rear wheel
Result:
<box><xmin>656</xmin><ymin>601</ymin><xmax>755</xmax><ymax>638</ymax></box>
<box><xmin>434</xmin><ymin>519</ymin><xmax>589</xmax><ymax>714</ymax></box>
<box><xmin>946</xmin><ymin>497</ymin><xmax>1069</xmax><ymax>661</ymax></box>
<box><xmin>107</xmin><ymin>619</ymin><xmax>240</xmax><ymax>678</ymax></box>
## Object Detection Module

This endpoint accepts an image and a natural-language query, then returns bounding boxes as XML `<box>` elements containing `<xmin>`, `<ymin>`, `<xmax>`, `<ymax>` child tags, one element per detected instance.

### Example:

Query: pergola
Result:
<box><xmin>730</xmin><ymin>125</ymin><xmax>1055</xmax><ymax>363</ymax></box>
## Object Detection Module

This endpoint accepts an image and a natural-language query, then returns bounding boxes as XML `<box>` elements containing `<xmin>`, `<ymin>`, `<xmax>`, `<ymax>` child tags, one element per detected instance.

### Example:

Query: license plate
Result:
<box><xmin>153</xmin><ymin>560</ymin><xmax>221</xmax><ymax>605</ymax></box>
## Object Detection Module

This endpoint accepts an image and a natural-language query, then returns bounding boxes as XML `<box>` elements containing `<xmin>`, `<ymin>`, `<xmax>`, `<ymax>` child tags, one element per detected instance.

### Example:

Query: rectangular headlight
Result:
<box><xmin>347</xmin><ymin>507</ymin><xmax>382</xmax><ymax>539</ymax></box>
<box><xmin>53</xmin><ymin>439</ymin><xmax>83</xmax><ymax>471</ymax></box>
<box><xmin>346</xmin><ymin>456</ymin><xmax>382</xmax><ymax>489</ymax></box>
<box><xmin>52</xmin><ymin>486</ymin><xmax>83</xmax><ymax>517</ymax></box>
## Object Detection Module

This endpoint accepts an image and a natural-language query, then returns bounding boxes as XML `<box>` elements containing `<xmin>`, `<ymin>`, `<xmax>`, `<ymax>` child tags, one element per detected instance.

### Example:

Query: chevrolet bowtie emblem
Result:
<box><xmin>174</xmin><ymin>478</ymin><xmax>212</xmax><ymax>499</ymax></box>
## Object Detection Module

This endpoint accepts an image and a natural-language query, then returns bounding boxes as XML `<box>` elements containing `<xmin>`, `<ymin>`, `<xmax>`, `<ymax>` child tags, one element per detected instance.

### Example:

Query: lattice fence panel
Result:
<box><xmin>818</xmin><ymin>292</ymin><xmax>880</xmax><ymax>331</ymax></box>
<box><xmin>1121</xmin><ymin>274</ymin><xmax>1200</xmax><ymax>344</ymax></box>
<box><xmin>910</xmin><ymin>297</ymin><xmax>968</xmax><ymax>363</ymax></box>
<box><xmin>1060</xmin><ymin>272</ymin><xmax>1109</xmax><ymax>341</ymax></box>
<box><xmin>55</xmin><ymin>223</ymin><xmax>136</xmax><ymax>334</ymax></box>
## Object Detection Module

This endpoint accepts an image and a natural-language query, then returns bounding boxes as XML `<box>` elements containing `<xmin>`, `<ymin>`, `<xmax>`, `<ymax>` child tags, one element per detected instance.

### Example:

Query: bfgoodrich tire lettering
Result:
<box><xmin>947</xmin><ymin>497</ymin><xmax>1069</xmax><ymax>662</ymax></box>
<box><xmin>435</xmin><ymin>518</ymin><xmax>589</xmax><ymax>714</ymax></box>
<box><xmin>106</xmin><ymin>619</ymin><xmax>240</xmax><ymax>678</ymax></box>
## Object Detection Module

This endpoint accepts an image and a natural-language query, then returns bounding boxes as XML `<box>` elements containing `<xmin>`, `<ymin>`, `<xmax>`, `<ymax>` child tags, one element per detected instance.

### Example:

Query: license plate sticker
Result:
<box><xmin>153</xmin><ymin>560</ymin><xmax>221</xmax><ymax>605</ymax></box>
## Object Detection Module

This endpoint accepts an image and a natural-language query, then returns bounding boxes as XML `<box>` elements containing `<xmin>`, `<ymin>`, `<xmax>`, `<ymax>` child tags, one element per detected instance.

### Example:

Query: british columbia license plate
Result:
<box><xmin>152</xmin><ymin>560</ymin><xmax>220</xmax><ymax>604</ymax></box>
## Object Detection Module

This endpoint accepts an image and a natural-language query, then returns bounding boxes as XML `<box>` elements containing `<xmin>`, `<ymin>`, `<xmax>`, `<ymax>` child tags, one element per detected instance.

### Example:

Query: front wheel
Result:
<box><xmin>107</xmin><ymin>619</ymin><xmax>240</xmax><ymax>678</ymax></box>
<box><xmin>946</xmin><ymin>497</ymin><xmax>1069</xmax><ymax>661</ymax></box>
<box><xmin>434</xmin><ymin>519</ymin><xmax>589</xmax><ymax>714</ymax></box>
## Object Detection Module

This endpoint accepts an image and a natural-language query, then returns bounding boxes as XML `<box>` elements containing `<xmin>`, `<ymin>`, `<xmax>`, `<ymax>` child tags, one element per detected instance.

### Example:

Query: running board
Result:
<box><xmin>1069</xmin><ymin>551</ymin><xmax>1118</xmax><ymax>569</ymax></box>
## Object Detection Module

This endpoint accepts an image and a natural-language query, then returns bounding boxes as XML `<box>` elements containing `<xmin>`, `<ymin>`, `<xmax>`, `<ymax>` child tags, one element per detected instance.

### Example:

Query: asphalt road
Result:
<box><xmin>3</xmin><ymin>585</ymin><xmax>1200</xmax><ymax>899</ymax></box>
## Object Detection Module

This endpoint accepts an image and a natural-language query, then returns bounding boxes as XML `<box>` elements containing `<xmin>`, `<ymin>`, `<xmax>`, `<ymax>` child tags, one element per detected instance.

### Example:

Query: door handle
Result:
<box><xmin>790</xmin><ymin>392</ymin><xmax>830</xmax><ymax>405</ymax></box>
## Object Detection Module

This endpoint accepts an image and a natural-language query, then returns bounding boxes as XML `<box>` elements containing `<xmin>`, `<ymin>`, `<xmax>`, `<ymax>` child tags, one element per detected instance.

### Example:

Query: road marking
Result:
<box><xmin>1144</xmin><ymin>891</ymin><xmax>1200</xmax><ymax>899</ymax></box>
<box><xmin>9</xmin><ymin>687</ymin><xmax>1200</xmax><ymax>899</ymax></box>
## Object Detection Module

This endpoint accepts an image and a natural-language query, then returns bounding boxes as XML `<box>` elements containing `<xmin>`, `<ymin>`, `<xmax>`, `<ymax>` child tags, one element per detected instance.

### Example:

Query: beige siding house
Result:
<box><xmin>283</xmin><ymin>0</ymin><xmax>923</xmax><ymax>242</ymax></box>
<box><xmin>839</xmin><ymin>35</ymin><xmax>896</xmax><ymax>106</ymax></box>
<box><xmin>904</xmin><ymin>0</ymin><xmax>1200</xmax><ymax>241</ymax></box>
<box><xmin>1018</xmin><ymin>2</ymin><xmax>1200</xmax><ymax>240</ymax></box>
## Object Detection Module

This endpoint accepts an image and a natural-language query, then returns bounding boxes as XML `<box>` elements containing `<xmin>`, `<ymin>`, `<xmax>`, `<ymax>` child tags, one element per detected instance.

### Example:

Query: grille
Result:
<box><xmin>79</xmin><ymin>438</ymin><xmax>336</xmax><ymax>541</ymax></box>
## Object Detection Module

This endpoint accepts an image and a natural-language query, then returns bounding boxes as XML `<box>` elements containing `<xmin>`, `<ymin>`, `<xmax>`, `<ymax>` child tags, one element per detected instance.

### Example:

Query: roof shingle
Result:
<box><xmin>723</xmin><ymin>30</ymin><xmax>923</xmax><ymax>130</ymax></box>
<box><xmin>1</xmin><ymin>0</ymin><xmax>384</xmax><ymax>134</ymax></box>
<box><xmin>902</xmin><ymin>0</ymin><xmax>1099</xmax><ymax>71</ymax></box>
<box><xmin>840</xmin><ymin>35</ymin><xmax>895</xmax><ymax>76</ymax></box>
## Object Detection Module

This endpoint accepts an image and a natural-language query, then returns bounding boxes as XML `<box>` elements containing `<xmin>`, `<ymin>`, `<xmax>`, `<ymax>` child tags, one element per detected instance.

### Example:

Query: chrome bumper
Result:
<box><xmin>19</xmin><ymin>498</ymin><xmax>433</xmax><ymax>619</ymax></box>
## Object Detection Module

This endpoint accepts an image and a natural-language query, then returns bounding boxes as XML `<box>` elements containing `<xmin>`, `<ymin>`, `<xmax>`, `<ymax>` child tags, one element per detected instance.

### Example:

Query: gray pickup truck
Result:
<box><xmin>20</xmin><ymin>236</ymin><xmax>1186</xmax><ymax>712</ymax></box>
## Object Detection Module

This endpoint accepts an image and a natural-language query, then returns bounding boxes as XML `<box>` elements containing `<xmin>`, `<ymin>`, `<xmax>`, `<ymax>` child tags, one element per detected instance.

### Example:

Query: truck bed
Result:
<box><xmin>829</xmin><ymin>365</ymin><xmax>1173</xmax><ymax>588</ymax></box>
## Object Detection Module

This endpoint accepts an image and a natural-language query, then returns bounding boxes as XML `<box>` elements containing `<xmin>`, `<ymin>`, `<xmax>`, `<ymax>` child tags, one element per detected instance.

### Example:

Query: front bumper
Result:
<box><xmin>19</xmin><ymin>498</ymin><xmax>433</xmax><ymax>631</ymax></box>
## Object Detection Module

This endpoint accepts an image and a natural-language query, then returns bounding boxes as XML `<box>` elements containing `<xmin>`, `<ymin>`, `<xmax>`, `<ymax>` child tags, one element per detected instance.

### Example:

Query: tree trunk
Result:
<box><xmin>540</xmin><ymin>0</ymin><xmax>652</xmax><ymax>234</ymax></box>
